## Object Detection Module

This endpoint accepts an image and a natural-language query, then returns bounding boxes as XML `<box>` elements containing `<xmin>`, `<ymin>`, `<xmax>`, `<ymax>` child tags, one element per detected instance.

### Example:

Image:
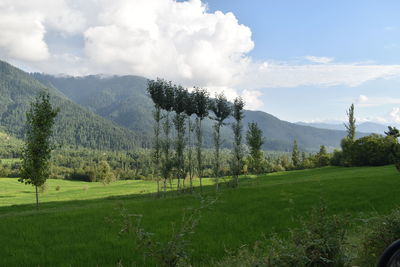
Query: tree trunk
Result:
<box><xmin>215</xmin><ymin>123</ymin><xmax>221</xmax><ymax>192</ymax></box>
<box><xmin>35</xmin><ymin>185</ymin><xmax>39</xmax><ymax>208</ymax></box>
<box><xmin>157</xmin><ymin>178</ymin><xmax>160</xmax><ymax>198</ymax></box>
<box><xmin>164</xmin><ymin>179</ymin><xmax>167</xmax><ymax>198</ymax></box>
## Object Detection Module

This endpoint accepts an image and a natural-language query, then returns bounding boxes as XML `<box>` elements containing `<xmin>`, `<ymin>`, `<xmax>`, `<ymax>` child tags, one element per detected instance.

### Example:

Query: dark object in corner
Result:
<box><xmin>378</xmin><ymin>239</ymin><xmax>400</xmax><ymax>267</ymax></box>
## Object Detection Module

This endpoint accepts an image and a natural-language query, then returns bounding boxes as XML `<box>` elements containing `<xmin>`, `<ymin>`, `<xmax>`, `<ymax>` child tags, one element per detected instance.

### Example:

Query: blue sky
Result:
<box><xmin>206</xmin><ymin>0</ymin><xmax>400</xmax><ymax>63</ymax></box>
<box><xmin>204</xmin><ymin>0</ymin><xmax>400</xmax><ymax>123</ymax></box>
<box><xmin>1</xmin><ymin>0</ymin><xmax>400</xmax><ymax>124</ymax></box>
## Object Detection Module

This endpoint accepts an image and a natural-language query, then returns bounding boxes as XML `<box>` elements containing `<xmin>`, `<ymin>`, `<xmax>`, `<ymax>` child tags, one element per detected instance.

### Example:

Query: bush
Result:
<box><xmin>68</xmin><ymin>170</ymin><xmax>91</xmax><ymax>182</ymax></box>
<box><xmin>330</xmin><ymin>150</ymin><xmax>342</xmax><ymax>166</ymax></box>
<box><xmin>349</xmin><ymin>134</ymin><xmax>397</xmax><ymax>166</ymax></box>
<box><xmin>55</xmin><ymin>185</ymin><xmax>61</xmax><ymax>191</ymax></box>
<box><xmin>357</xmin><ymin>208</ymin><xmax>400</xmax><ymax>266</ymax></box>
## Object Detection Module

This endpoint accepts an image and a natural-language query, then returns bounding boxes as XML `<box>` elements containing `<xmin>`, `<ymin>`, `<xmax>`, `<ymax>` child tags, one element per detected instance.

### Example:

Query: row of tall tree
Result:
<box><xmin>147</xmin><ymin>79</ymin><xmax>246</xmax><ymax>195</ymax></box>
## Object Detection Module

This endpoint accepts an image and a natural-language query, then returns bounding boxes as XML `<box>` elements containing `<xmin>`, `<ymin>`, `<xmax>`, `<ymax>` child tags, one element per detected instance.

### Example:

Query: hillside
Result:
<box><xmin>0</xmin><ymin>131</ymin><xmax>22</xmax><ymax>158</ymax></box>
<box><xmin>296</xmin><ymin>121</ymin><xmax>390</xmax><ymax>134</ymax></box>
<box><xmin>0</xmin><ymin>166</ymin><xmax>399</xmax><ymax>265</ymax></box>
<box><xmin>35</xmin><ymin>73</ymin><xmax>354</xmax><ymax>151</ymax></box>
<box><xmin>0</xmin><ymin>61</ymin><xmax>143</xmax><ymax>150</ymax></box>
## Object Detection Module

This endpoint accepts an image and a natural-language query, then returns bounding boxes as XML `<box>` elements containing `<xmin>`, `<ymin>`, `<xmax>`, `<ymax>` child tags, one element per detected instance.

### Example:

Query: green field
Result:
<box><xmin>0</xmin><ymin>166</ymin><xmax>399</xmax><ymax>266</ymax></box>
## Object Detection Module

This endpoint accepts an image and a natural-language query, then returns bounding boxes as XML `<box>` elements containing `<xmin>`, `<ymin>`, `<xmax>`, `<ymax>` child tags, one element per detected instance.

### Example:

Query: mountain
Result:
<box><xmin>33</xmin><ymin>73</ymin><xmax>153</xmax><ymax>138</ymax></box>
<box><xmin>34</xmin><ymin>72</ymin><xmax>358</xmax><ymax>151</ymax></box>
<box><xmin>0</xmin><ymin>60</ymin><xmax>143</xmax><ymax>150</ymax></box>
<box><xmin>295</xmin><ymin>121</ymin><xmax>391</xmax><ymax>134</ymax></box>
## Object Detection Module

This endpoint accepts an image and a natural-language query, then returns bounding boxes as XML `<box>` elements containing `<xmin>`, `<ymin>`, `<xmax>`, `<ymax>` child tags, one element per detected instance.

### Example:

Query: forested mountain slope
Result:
<box><xmin>34</xmin><ymin>72</ymin><xmax>355</xmax><ymax>151</ymax></box>
<box><xmin>0</xmin><ymin>60</ymin><xmax>143</xmax><ymax>150</ymax></box>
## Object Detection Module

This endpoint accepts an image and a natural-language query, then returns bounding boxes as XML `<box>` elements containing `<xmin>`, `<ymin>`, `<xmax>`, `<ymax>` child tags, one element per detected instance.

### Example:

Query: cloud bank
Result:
<box><xmin>1</xmin><ymin>0</ymin><xmax>400</xmax><ymax>110</ymax></box>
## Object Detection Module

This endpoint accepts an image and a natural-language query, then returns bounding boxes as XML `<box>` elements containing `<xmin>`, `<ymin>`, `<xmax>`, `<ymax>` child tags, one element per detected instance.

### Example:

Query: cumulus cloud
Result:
<box><xmin>0</xmin><ymin>0</ymin><xmax>85</xmax><ymax>61</ymax></box>
<box><xmin>83</xmin><ymin>0</ymin><xmax>253</xmax><ymax>88</ymax></box>
<box><xmin>0</xmin><ymin>13</ymin><xmax>49</xmax><ymax>61</ymax></box>
<box><xmin>3</xmin><ymin>0</ymin><xmax>400</xmax><ymax>111</ymax></box>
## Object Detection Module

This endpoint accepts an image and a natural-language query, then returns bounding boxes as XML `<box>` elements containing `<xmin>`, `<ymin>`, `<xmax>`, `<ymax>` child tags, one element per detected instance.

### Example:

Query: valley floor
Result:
<box><xmin>0</xmin><ymin>166</ymin><xmax>399</xmax><ymax>266</ymax></box>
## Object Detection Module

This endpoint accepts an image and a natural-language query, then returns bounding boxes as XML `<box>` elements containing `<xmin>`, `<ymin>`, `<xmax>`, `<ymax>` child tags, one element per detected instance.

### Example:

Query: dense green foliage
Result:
<box><xmin>1</xmin><ymin>166</ymin><xmax>400</xmax><ymax>266</ymax></box>
<box><xmin>357</xmin><ymin>208</ymin><xmax>400</xmax><ymax>266</ymax></box>
<box><xmin>350</xmin><ymin>134</ymin><xmax>397</xmax><ymax>166</ymax></box>
<box><xmin>335</xmin><ymin>104</ymin><xmax>398</xmax><ymax>167</ymax></box>
<box><xmin>0</xmin><ymin>131</ymin><xmax>22</xmax><ymax>158</ymax></box>
<box><xmin>0</xmin><ymin>61</ymin><xmax>140</xmax><ymax>150</ymax></box>
<box><xmin>246</xmin><ymin>122</ymin><xmax>265</xmax><ymax>174</ymax></box>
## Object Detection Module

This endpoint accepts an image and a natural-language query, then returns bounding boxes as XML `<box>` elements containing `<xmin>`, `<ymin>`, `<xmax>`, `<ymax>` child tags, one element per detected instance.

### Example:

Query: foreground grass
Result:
<box><xmin>0</xmin><ymin>166</ymin><xmax>399</xmax><ymax>266</ymax></box>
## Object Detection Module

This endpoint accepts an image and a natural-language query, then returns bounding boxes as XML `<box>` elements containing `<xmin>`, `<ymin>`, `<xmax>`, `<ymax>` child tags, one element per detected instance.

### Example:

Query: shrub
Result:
<box><xmin>350</xmin><ymin>134</ymin><xmax>397</xmax><ymax>166</ymax></box>
<box><xmin>39</xmin><ymin>183</ymin><xmax>48</xmax><ymax>193</ymax></box>
<box><xmin>55</xmin><ymin>185</ymin><xmax>61</xmax><ymax>191</ymax></box>
<box><xmin>357</xmin><ymin>208</ymin><xmax>400</xmax><ymax>266</ymax></box>
<box><xmin>68</xmin><ymin>170</ymin><xmax>91</xmax><ymax>182</ymax></box>
<box><xmin>330</xmin><ymin>150</ymin><xmax>342</xmax><ymax>166</ymax></box>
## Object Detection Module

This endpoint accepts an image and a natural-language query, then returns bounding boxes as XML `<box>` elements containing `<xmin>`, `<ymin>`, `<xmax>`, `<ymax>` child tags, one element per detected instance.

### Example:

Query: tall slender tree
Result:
<box><xmin>193</xmin><ymin>87</ymin><xmax>210</xmax><ymax>192</ymax></box>
<box><xmin>184</xmin><ymin>92</ymin><xmax>197</xmax><ymax>193</ymax></box>
<box><xmin>172</xmin><ymin>85</ymin><xmax>188</xmax><ymax>191</ymax></box>
<box><xmin>147</xmin><ymin>79</ymin><xmax>165</xmax><ymax>197</ymax></box>
<box><xmin>292</xmin><ymin>140</ymin><xmax>300</xmax><ymax>169</ymax></box>
<box><xmin>246</xmin><ymin>122</ymin><xmax>264</xmax><ymax>174</ymax></box>
<box><xmin>210</xmin><ymin>93</ymin><xmax>231</xmax><ymax>191</ymax></box>
<box><xmin>160</xmin><ymin>81</ymin><xmax>175</xmax><ymax>196</ymax></box>
<box><xmin>231</xmin><ymin>97</ymin><xmax>245</xmax><ymax>187</ymax></box>
<box><xmin>345</xmin><ymin>103</ymin><xmax>356</xmax><ymax>141</ymax></box>
<box><xmin>19</xmin><ymin>91</ymin><xmax>59</xmax><ymax>208</ymax></box>
<box><xmin>341</xmin><ymin>103</ymin><xmax>356</xmax><ymax>166</ymax></box>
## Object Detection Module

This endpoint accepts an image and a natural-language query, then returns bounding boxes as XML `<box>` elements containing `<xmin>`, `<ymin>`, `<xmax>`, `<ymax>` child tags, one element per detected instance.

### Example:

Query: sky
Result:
<box><xmin>1</xmin><ymin>0</ymin><xmax>400</xmax><ymax>125</ymax></box>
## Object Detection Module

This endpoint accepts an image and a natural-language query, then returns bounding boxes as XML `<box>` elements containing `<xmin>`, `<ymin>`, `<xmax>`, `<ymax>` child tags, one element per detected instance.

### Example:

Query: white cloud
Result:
<box><xmin>0</xmin><ymin>0</ymin><xmax>85</xmax><ymax>61</ymax></box>
<box><xmin>357</xmin><ymin>95</ymin><xmax>369</xmax><ymax>104</ymax></box>
<box><xmin>390</xmin><ymin>107</ymin><xmax>400</xmax><ymax>123</ymax></box>
<box><xmin>3</xmin><ymin>0</ymin><xmax>400</xmax><ymax>111</ymax></box>
<box><xmin>83</xmin><ymin>0</ymin><xmax>253</xmax><ymax>88</ymax></box>
<box><xmin>240</xmin><ymin>62</ymin><xmax>400</xmax><ymax>89</ymax></box>
<box><xmin>304</xmin><ymin>56</ymin><xmax>334</xmax><ymax>64</ymax></box>
<box><xmin>0</xmin><ymin>12</ymin><xmax>48</xmax><ymax>61</ymax></box>
<box><xmin>355</xmin><ymin>95</ymin><xmax>400</xmax><ymax>107</ymax></box>
<box><xmin>241</xmin><ymin>89</ymin><xmax>263</xmax><ymax>110</ymax></box>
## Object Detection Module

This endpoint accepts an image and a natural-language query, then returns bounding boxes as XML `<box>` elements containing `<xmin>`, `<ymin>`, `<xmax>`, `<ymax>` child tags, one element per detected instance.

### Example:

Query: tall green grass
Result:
<box><xmin>0</xmin><ymin>166</ymin><xmax>399</xmax><ymax>266</ymax></box>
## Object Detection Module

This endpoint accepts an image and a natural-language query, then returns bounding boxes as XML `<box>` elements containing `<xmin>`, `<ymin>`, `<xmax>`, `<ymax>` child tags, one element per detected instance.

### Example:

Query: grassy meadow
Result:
<box><xmin>0</xmin><ymin>165</ymin><xmax>399</xmax><ymax>266</ymax></box>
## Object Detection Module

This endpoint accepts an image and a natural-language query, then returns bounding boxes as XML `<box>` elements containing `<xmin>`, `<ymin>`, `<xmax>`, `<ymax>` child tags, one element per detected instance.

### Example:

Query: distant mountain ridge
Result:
<box><xmin>33</xmin><ymin>72</ymin><xmax>363</xmax><ymax>151</ymax></box>
<box><xmin>295</xmin><ymin>121</ymin><xmax>392</xmax><ymax>134</ymax></box>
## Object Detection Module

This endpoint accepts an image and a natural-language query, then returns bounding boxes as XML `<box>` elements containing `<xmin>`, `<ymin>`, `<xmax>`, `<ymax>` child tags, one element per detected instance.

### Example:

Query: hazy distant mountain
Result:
<box><xmin>295</xmin><ymin>121</ymin><xmax>392</xmax><ymax>134</ymax></box>
<box><xmin>33</xmin><ymin>72</ymin><xmax>361</xmax><ymax>151</ymax></box>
